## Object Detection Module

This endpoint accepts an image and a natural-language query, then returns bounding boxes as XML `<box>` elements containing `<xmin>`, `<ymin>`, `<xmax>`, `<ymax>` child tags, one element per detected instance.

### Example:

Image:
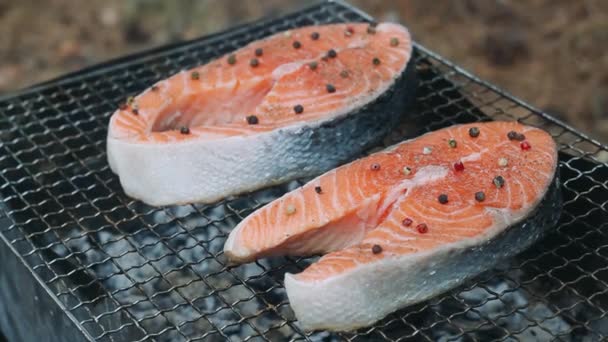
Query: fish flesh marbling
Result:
<box><xmin>107</xmin><ymin>22</ymin><xmax>416</xmax><ymax>206</ymax></box>
<box><xmin>224</xmin><ymin>121</ymin><xmax>561</xmax><ymax>331</ymax></box>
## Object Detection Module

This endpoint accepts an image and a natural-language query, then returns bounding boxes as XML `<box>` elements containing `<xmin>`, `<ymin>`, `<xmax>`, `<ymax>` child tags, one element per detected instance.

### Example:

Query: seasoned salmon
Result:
<box><xmin>224</xmin><ymin>121</ymin><xmax>561</xmax><ymax>331</ymax></box>
<box><xmin>107</xmin><ymin>22</ymin><xmax>415</xmax><ymax>206</ymax></box>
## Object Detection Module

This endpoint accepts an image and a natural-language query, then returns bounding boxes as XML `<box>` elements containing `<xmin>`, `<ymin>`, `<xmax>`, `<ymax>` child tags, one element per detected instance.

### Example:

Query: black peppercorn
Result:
<box><xmin>372</xmin><ymin>244</ymin><xmax>382</xmax><ymax>254</ymax></box>
<box><xmin>469</xmin><ymin>127</ymin><xmax>480</xmax><ymax>137</ymax></box>
<box><xmin>246</xmin><ymin>115</ymin><xmax>259</xmax><ymax>125</ymax></box>
<box><xmin>294</xmin><ymin>105</ymin><xmax>304</xmax><ymax>114</ymax></box>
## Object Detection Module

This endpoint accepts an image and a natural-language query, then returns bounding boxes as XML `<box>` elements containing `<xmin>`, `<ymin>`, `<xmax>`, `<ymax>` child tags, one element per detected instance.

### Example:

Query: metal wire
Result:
<box><xmin>0</xmin><ymin>1</ymin><xmax>607</xmax><ymax>341</ymax></box>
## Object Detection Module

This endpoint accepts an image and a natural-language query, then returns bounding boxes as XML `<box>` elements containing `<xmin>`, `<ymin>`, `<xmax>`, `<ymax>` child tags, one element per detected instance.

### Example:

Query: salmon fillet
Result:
<box><xmin>223</xmin><ymin>121</ymin><xmax>561</xmax><ymax>331</ymax></box>
<box><xmin>107</xmin><ymin>22</ymin><xmax>415</xmax><ymax>206</ymax></box>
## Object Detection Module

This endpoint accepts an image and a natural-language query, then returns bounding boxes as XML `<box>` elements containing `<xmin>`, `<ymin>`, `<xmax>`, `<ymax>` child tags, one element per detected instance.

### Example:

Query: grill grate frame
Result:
<box><xmin>0</xmin><ymin>1</ymin><xmax>607</xmax><ymax>341</ymax></box>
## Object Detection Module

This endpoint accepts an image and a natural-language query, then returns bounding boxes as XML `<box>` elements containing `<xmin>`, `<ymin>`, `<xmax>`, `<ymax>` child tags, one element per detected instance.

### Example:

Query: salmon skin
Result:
<box><xmin>106</xmin><ymin>23</ymin><xmax>415</xmax><ymax>206</ymax></box>
<box><xmin>223</xmin><ymin>122</ymin><xmax>561</xmax><ymax>331</ymax></box>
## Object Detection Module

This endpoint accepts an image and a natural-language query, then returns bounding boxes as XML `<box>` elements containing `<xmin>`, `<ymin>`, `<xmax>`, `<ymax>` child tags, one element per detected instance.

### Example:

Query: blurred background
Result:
<box><xmin>0</xmin><ymin>0</ymin><xmax>606</xmax><ymax>142</ymax></box>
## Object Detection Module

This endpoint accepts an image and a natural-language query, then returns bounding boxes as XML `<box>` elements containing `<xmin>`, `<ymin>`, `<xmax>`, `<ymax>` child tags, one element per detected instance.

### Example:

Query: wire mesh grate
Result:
<box><xmin>0</xmin><ymin>1</ymin><xmax>607</xmax><ymax>341</ymax></box>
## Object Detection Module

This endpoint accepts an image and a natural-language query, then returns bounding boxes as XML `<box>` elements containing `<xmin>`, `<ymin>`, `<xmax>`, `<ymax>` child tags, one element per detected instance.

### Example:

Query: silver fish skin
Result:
<box><xmin>107</xmin><ymin>54</ymin><xmax>416</xmax><ymax>206</ymax></box>
<box><xmin>286</xmin><ymin>171</ymin><xmax>561</xmax><ymax>332</ymax></box>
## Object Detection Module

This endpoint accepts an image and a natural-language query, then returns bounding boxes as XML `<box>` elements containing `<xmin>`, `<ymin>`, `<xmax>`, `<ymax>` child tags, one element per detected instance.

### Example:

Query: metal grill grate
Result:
<box><xmin>1</xmin><ymin>1</ymin><xmax>607</xmax><ymax>341</ymax></box>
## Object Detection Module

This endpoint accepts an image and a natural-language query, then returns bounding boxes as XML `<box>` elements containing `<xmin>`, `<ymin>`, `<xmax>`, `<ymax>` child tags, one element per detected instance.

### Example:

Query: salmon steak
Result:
<box><xmin>224</xmin><ymin>121</ymin><xmax>561</xmax><ymax>331</ymax></box>
<box><xmin>107</xmin><ymin>22</ymin><xmax>415</xmax><ymax>206</ymax></box>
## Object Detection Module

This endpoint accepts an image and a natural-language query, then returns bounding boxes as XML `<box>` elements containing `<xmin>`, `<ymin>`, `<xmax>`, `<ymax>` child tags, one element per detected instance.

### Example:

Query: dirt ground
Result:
<box><xmin>0</xmin><ymin>0</ymin><xmax>606</xmax><ymax>142</ymax></box>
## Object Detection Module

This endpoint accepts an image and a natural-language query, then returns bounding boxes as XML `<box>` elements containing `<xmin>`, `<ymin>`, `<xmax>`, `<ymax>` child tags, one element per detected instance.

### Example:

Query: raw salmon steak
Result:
<box><xmin>107</xmin><ymin>22</ymin><xmax>415</xmax><ymax>206</ymax></box>
<box><xmin>224</xmin><ymin>121</ymin><xmax>561</xmax><ymax>331</ymax></box>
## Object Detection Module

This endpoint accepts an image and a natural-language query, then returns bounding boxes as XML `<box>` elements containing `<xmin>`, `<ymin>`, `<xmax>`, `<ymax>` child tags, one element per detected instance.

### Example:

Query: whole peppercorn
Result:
<box><xmin>371</xmin><ymin>244</ymin><xmax>382</xmax><ymax>254</ymax></box>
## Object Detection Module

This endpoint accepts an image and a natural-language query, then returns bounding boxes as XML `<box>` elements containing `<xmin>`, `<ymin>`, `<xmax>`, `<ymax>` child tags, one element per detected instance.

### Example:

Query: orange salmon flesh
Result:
<box><xmin>224</xmin><ymin>121</ymin><xmax>560</xmax><ymax>331</ymax></box>
<box><xmin>107</xmin><ymin>22</ymin><xmax>414</xmax><ymax>206</ymax></box>
<box><xmin>108</xmin><ymin>23</ymin><xmax>411</xmax><ymax>143</ymax></box>
<box><xmin>225</xmin><ymin>122</ymin><xmax>557</xmax><ymax>265</ymax></box>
